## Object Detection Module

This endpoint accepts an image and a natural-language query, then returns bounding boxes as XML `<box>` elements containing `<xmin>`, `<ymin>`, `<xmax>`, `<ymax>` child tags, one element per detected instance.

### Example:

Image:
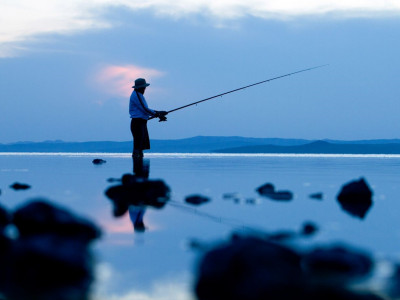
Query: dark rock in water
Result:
<box><xmin>256</xmin><ymin>183</ymin><xmax>275</xmax><ymax>196</ymax></box>
<box><xmin>92</xmin><ymin>158</ymin><xmax>106</xmax><ymax>165</ymax></box>
<box><xmin>301</xmin><ymin>222</ymin><xmax>318</xmax><ymax>237</ymax></box>
<box><xmin>0</xmin><ymin>200</ymin><xmax>101</xmax><ymax>300</ymax></box>
<box><xmin>256</xmin><ymin>183</ymin><xmax>293</xmax><ymax>201</ymax></box>
<box><xmin>269</xmin><ymin>191</ymin><xmax>293</xmax><ymax>201</ymax></box>
<box><xmin>302</xmin><ymin>245</ymin><xmax>373</xmax><ymax>281</ymax></box>
<box><xmin>107</xmin><ymin>177</ymin><xmax>121</xmax><ymax>183</ymax></box>
<box><xmin>309</xmin><ymin>192</ymin><xmax>323</xmax><ymax>200</ymax></box>
<box><xmin>267</xmin><ymin>230</ymin><xmax>296</xmax><ymax>242</ymax></box>
<box><xmin>337</xmin><ymin>178</ymin><xmax>373</xmax><ymax>219</ymax></box>
<box><xmin>13</xmin><ymin>200</ymin><xmax>101</xmax><ymax>242</ymax></box>
<box><xmin>195</xmin><ymin>235</ymin><xmax>303</xmax><ymax>300</ymax></box>
<box><xmin>337</xmin><ymin>178</ymin><xmax>372</xmax><ymax>203</ymax></box>
<box><xmin>245</xmin><ymin>198</ymin><xmax>256</xmax><ymax>205</ymax></box>
<box><xmin>185</xmin><ymin>194</ymin><xmax>210</xmax><ymax>206</ymax></box>
<box><xmin>9</xmin><ymin>182</ymin><xmax>31</xmax><ymax>190</ymax></box>
<box><xmin>0</xmin><ymin>204</ymin><xmax>10</xmax><ymax>231</ymax></box>
<box><xmin>105</xmin><ymin>174</ymin><xmax>170</xmax><ymax>216</ymax></box>
<box><xmin>223</xmin><ymin>192</ymin><xmax>240</xmax><ymax>199</ymax></box>
<box><xmin>195</xmin><ymin>234</ymin><xmax>382</xmax><ymax>300</ymax></box>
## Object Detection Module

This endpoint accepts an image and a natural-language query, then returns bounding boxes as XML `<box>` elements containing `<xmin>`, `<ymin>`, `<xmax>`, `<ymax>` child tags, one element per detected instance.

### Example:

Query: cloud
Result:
<box><xmin>1</xmin><ymin>1</ymin><xmax>400</xmax><ymax>57</ymax></box>
<box><xmin>94</xmin><ymin>64</ymin><xmax>165</xmax><ymax>99</ymax></box>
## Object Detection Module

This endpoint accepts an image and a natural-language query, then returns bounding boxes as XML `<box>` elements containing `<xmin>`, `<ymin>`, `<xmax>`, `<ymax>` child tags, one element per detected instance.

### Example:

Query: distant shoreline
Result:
<box><xmin>2</xmin><ymin>136</ymin><xmax>400</xmax><ymax>154</ymax></box>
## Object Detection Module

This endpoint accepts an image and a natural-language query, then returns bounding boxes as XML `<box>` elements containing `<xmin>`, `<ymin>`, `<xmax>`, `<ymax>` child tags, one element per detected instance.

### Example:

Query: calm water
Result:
<box><xmin>1</xmin><ymin>153</ymin><xmax>400</xmax><ymax>299</ymax></box>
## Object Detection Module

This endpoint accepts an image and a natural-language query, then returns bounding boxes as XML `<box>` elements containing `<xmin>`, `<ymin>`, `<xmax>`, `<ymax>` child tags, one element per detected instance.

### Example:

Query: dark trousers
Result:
<box><xmin>130</xmin><ymin>118</ymin><xmax>150</xmax><ymax>151</ymax></box>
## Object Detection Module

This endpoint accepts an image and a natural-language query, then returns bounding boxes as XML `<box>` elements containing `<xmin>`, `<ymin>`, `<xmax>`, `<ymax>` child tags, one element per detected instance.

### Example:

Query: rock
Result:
<box><xmin>223</xmin><ymin>192</ymin><xmax>240</xmax><ymax>199</ymax></box>
<box><xmin>0</xmin><ymin>200</ymin><xmax>101</xmax><ymax>300</ymax></box>
<box><xmin>105</xmin><ymin>174</ymin><xmax>170</xmax><ymax>216</ymax></box>
<box><xmin>309</xmin><ymin>192</ymin><xmax>323</xmax><ymax>200</ymax></box>
<box><xmin>195</xmin><ymin>235</ymin><xmax>303</xmax><ymax>300</ymax></box>
<box><xmin>13</xmin><ymin>200</ymin><xmax>101</xmax><ymax>243</ymax></box>
<box><xmin>9</xmin><ymin>182</ymin><xmax>31</xmax><ymax>190</ymax></box>
<box><xmin>195</xmin><ymin>234</ymin><xmax>381</xmax><ymax>300</ymax></box>
<box><xmin>256</xmin><ymin>183</ymin><xmax>293</xmax><ymax>201</ymax></box>
<box><xmin>269</xmin><ymin>191</ymin><xmax>293</xmax><ymax>201</ymax></box>
<box><xmin>256</xmin><ymin>183</ymin><xmax>275</xmax><ymax>196</ymax></box>
<box><xmin>337</xmin><ymin>178</ymin><xmax>372</xmax><ymax>203</ymax></box>
<box><xmin>92</xmin><ymin>158</ymin><xmax>106</xmax><ymax>165</ymax></box>
<box><xmin>185</xmin><ymin>195</ymin><xmax>210</xmax><ymax>206</ymax></box>
<box><xmin>0</xmin><ymin>204</ymin><xmax>10</xmax><ymax>231</ymax></box>
<box><xmin>107</xmin><ymin>177</ymin><xmax>121</xmax><ymax>183</ymax></box>
<box><xmin>302</xmin><ymin>245</ymin><xmax>373</xmax><ymax>281</ymax></box>
<box><xmin>301</xmin><ymin>222</ymin><xmax>318</xmax><ymax>237</ymax></box>
<box><xmin>337</xmin><ymin>178</ymin><xmax>373</xmax><ymax>219</ymax></box>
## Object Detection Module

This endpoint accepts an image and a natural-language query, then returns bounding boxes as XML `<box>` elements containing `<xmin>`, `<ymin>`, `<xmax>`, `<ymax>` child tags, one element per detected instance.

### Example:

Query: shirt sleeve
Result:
<box><xmin>136</xmin><ymin>92</ymin><xmax>156</xmax><ymax>117</ymax></box>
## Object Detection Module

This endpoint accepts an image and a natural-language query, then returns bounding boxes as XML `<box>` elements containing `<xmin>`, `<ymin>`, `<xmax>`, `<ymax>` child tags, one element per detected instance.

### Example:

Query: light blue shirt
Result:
<box><xmin>129</xmin><ymin>90</ymin><xmax>156</xmax><ymax>119</ymax></box>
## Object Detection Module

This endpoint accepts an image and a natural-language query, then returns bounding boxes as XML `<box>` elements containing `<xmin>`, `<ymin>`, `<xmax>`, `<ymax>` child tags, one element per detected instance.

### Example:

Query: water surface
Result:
<box><xmin>1</xmin><ymin>153</ymin><xmax>399</xmax><ymax>299</ymax></box>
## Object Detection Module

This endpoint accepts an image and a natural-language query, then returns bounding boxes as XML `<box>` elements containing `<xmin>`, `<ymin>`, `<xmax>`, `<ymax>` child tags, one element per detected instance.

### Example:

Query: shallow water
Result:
<box><xmin>1</xmin><ymin>153</ymin><xmax>400</xmax><ymax>299</ymax></box>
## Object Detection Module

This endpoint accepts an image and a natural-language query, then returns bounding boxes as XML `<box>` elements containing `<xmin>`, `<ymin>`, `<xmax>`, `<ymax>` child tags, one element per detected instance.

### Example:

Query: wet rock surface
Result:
<box><xmin>256</xmin><ymin>182</ymin><xmax>293</xmax><ymax>201</ymax></box>
<box><xmin>185</xmin><ymin>194</ymin><xmax>210</xmax><ymax>206</ymax></box>
<box><xmin>309</xmin><ymin>192</ymin><xmax>323</xmax><ymax>200</ymax></box>
<box><xmin>9</xmin><ymin>182</ymin><xmax>31</xmax><ymax>190</ymax></box>
<box><xmin>195</xmin><ymin>234</ymin><xmax>382</xmax><ymax>300</ymax></box>
<box><xmin>337</xmin><ymin>178</ymin><xmax>373</xmax><ymax>219</ymax></box>
<box><xmin>0</xmin><ymin>199</ymin><xmax>101</xmax><ymax>300</ymax></box>
<box><xmin>13</xmin><ymin>200</ymin><xmax>101</xmax><ymax>242</ymax></box>
<box><xmin>92</xmin><ymin>158</ymin><xmax>106</xmax><ymax>165</ymax></box>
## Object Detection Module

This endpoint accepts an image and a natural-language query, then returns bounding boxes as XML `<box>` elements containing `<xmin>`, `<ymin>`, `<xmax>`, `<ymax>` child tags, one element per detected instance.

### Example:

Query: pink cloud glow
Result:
<box><xmin>94</xmin><ymin>64</ymin><xmax>165</xmax><ymax>98</ymax></box>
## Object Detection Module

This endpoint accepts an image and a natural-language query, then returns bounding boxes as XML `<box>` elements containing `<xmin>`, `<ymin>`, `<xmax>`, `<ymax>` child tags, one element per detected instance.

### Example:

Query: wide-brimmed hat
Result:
<box><xmin>132</xmin><ymin>78</ymin><xmax>150</xmax><ymax>89</ymax></box>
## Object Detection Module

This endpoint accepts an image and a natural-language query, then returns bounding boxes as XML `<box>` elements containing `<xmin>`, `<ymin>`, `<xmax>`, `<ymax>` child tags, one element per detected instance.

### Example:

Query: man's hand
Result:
<box><xmin>155</xmin><ymin>111</ymin><xmax>168</xmax><ymax>122</ymax></box>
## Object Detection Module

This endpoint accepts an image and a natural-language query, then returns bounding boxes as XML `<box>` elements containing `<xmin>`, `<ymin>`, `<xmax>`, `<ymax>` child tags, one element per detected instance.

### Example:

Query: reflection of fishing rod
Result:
<box><xmin>150</xmin><ymin>64</ymin><xmax>328</xmax><ymax>120</ymax></box>
<box><xmin>168</xmin><ymin>200</ymin><xmax>258</xmax><ymax>232</ymax></box>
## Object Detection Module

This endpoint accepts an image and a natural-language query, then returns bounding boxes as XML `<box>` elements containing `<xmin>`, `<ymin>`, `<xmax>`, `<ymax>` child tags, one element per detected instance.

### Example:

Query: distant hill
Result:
<box><xmin>213</xmin><ymin>140</ymin><xmax>400</xmax><ymax>154</ymax></box>
<box><xmin>1</xmin><ymin>136</ymin><xmax>400</xmax><ymax>154</ymax></box>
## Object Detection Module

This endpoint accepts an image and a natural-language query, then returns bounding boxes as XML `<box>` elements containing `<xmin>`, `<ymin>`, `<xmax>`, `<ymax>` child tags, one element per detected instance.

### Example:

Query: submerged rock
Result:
<box><xmin>185</xmin><ymin>195</ymin><xmax>210</xmax><ymax>206</ymax></box>
<box><xmin>195</xmin><ymin>235</ymin><xmax>302</xmax><ymax>300</ymax></box>
<box><xmin>13</xmin><ymin>200</ymin><xmax>101</xmax><ymax>242</ymax></box>
<box><xmin>301</xmin><ymin>222</ymin><xmax>319</xmax><ymax>237</ymax></box>
<box><xmin>9</xmin><ymin>182</ymin><xmax>31</xmax><ymax>190</ymax></box>
<box><xmin>0</xmin><ymin>204</ymin><xmax>10</xmax><ymax>231</ymax></box>
<box><xmin>302</xmin><ymin>245</ymin><xmax>373</xmax><ymax>281</ymax></box>
<box><xmin>195</xmin><ymin>234</ymin><xmax>380</xmax><ymax>300</ymax></box>
<box><xmin>256</xmin><ymin>183</ymin><xmax>293</xmax><ymax>201</ymax></box>
<box><xmin>92</xmin><ymin>158</ymin><xmax>106</xmax><ymax>165</ymax></box>
<box><xmin>337</xmin><ymin>178</ymin><xmax>373</xmax><ymax>219</ymax></box>
<box><xmin>309</xmin><ymin>192</ymin><xmax>323</xmax><ymax>200</ymax></box>
<box><xmin>0</xmin><ymin>199</ymin><xmax>101</xmax><ymax>300</ymax></box>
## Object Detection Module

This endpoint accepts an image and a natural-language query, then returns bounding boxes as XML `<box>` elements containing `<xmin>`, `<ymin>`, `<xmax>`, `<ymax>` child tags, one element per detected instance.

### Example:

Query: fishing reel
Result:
<box><xmin>156</xmin><ymin>111</ymin><xmax>168</xmax><ymax>122</ymax></box>
<box><xmin>158</xmin><ymin>115</ymin><xmax>167</xmax><ymax>122</ymax></box>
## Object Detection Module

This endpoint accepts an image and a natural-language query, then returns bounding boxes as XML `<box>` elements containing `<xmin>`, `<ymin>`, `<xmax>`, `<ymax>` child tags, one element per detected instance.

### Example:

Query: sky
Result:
<box><xmin>1</xmin><ymin>0</ymin><xmax>400</xmax><ymax>143</ymax></box>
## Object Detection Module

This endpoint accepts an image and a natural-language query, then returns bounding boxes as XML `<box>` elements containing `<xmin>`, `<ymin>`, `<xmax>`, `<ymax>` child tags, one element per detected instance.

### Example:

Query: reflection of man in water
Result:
<box><xmin>129</xmin><ymin>157</ymin><xmax>150</xmax><ymax>232</ymax></box>
<box><xmin>129</xmin><ymin>78</ymin><xmax>168</xmax><ymax>158</ymax></box>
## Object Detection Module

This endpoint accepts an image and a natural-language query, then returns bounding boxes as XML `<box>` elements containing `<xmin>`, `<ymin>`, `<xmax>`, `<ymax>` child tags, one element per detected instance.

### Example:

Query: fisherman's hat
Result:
<box><xmin>132</xmin><ymin>78</ymin><xmax>150</xmax><ymax>89</ymax></box>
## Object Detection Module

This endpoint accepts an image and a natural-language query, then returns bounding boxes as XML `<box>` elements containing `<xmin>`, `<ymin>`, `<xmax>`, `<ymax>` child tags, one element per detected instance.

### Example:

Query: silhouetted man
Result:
<box><xmin>129</xmin><ymin>78</ymin><xmax>167</xmax><ymax>157</ymax></box>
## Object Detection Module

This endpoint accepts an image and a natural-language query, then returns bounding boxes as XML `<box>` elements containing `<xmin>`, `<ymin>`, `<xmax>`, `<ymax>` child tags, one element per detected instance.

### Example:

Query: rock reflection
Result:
<box><xmin>104</xmin><ymin>157</ymin><xmax>170</xmax><ymax>232</ymax></box>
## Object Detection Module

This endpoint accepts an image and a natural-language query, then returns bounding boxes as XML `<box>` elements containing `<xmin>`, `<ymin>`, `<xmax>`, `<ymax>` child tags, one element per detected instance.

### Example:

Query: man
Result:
<box><xmin>129</xmin><ymin>78</ymin><xmax>167</xmax><ymax>157</ymax></box>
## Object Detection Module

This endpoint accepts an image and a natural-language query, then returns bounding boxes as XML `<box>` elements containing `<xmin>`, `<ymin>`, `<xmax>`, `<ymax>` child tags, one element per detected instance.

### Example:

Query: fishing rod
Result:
<box><xmin>150</xmin><ymin>64</ymin><xmax>328</xmax><ymax>121</ymax></box>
